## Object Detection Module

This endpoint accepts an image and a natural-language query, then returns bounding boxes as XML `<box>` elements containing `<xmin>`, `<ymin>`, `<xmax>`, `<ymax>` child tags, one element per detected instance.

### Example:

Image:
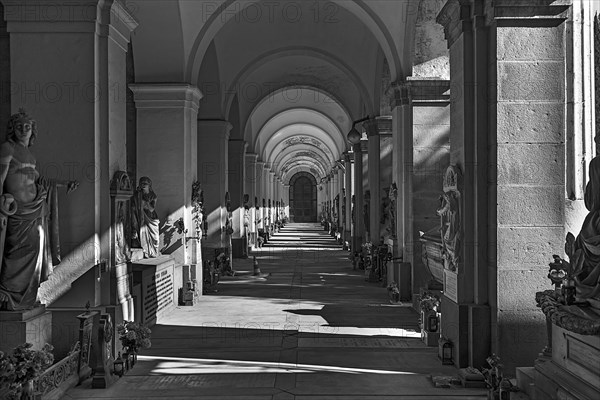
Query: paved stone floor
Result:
<box><xmin>64</xmin><ymin>223</ymin><xmax>487</xmax><ymax>399</ymax></box>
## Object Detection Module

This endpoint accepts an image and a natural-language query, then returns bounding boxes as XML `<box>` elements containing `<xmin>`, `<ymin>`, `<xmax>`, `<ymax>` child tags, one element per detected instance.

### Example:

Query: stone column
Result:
<box><xmin>437</xmin><ymin>0</ymin><xmax>570</xmax><ymax>372</ymax></box>
<box><xmin>344</xmin><ymin>153</ymin><xmax>353</xmax><ymax>245</ymax></box>
<box><xmin>263</xmin><ymin>164</ymin><xmax>270</xmax><ymax>230</ymax></box>
<box><xmin>269</xmin><ymin>171</ymin><xmax>275</xmax><ymax>229</ymax></box>
<box><xmin>283</xmin><ymin>183</ymin><xmax>290</xmax><ymax>220</ymax></box>
<box><xmin>337</xmin><ymin>167</ymin><xmax>344</xmax><ymax>235</ymax></box>
<box><xmin>365</xmin><ymin>119</ymin><xmax>381</xmax><ymax>245</ymax></box>
<box><xmin>197</xmin><ymin>120</ymin><xmax>231</xmax><ymax>257</ymax></box>
<box><xmin>6</xmin><ymin>1</ymin><xmax>137</xmax><ymax>308</ymax></box>
<box><xmin>352</xmin><ymin>143</ymin><xmax>364</xmax><ymax>251</ymax></box>
<box><xmin>488</xmin><ymin>1</ymin><xmax>568</xmax><ymax>373</ymax></box>
<box><xmin>255</xmin><ymin>160</ymin><xmax>265</xmax><ymax>232</ymax></box>
<box><xmin>388</xmin><ymin>84</ymin><xmax>413</xmax><ymax>267</ymax></box>
<box><xmin>245</xmin><ymin>153</ymin><xmax>258</xmax><ymax>246</ymax></box>
<box><xmin>229</xmin><ymin>139</ymin><xmax>247</xmax><ymax>258</ymax></box>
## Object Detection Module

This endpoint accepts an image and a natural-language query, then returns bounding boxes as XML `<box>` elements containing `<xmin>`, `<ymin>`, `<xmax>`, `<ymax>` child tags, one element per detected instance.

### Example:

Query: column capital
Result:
<box><xmin>343</xmin><ymin>151</ymin><xmax>353</xmax><ymax>163</ymax></box>
<box><xmin>436</xmin><ymin>0</ymin><xmax>472</xmax><ymax>48</ymax></box>
<box><xmin>405</xmin><ymin>79</ymin><xmax>451</xmax><ymax>104</ymax></box>
<box><xmin>352</xmin><ymin>142</ymin><xmax>362</xmax><ymax>154</ymax></box>
<box><xmin>386</xmin><ymin>82</ymin><xmax>411</xmax><ymax>109</ymax></box>
<box><xmin>363</xmin><ymin>116</ymin><xmax>392</xmax><ymax>137</ymax></box>
<box><xmin>245</xmin><ymin>152</ymin><xmax>259</xmax><ymax>162</ymax></box>
<box><xmin>197</xmin><ymin>119</ymin><xmax>232</xmax><ymax>140</ymax></box>
<box><xmin>130</xmin><ymin>84</ymin><xmax>203</xmax><ymax>112</ymax></box>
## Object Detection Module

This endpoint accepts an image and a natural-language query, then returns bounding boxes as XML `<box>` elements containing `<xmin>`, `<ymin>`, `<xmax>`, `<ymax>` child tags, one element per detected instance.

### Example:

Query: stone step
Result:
<box><xmin>516</xmin><ymin>366</ymin><xmax>535</xmax><ymax>398</ymax></box>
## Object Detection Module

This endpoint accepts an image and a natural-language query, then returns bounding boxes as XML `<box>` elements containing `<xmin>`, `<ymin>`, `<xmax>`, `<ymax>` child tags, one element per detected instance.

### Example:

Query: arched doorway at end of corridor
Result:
<box><xmin>289</xmin><ymin>172</ymin><xmax>317</xmax><ymax>222</ymax></box>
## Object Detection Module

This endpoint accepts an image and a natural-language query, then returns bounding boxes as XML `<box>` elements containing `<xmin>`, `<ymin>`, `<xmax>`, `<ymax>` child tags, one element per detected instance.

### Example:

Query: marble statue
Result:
<box><xmin>380</xmin><ymin>188</ymin><xmax>393</xmax><ymax>240</ymax></box>
<box><xmin>131</xmin><ymin>176</ymin><xmax>160</xmax><ymax>258</ymax></box>
<box><xmin>567</xmin><ymin>156</ymin><xmax>600</xmax><ymax>307</ymax></box>
<box><xmin>0</xmin><ymin>109</ymin><xmax>78</xmax><ymax>310</ymax></box>
<box><xmin>351</xmin><ymin>194</ymin><xmax>355</xmax><ymax>224</ymax></box>
<box><xmin>437</xmin><ymin>166</ymin><xmax>461</xmax><ymax>272</ymax></box>
<box><xmin>243</xmin><ymin>194</ymin><xmax>250</xmax><ymax>229</ymax></box>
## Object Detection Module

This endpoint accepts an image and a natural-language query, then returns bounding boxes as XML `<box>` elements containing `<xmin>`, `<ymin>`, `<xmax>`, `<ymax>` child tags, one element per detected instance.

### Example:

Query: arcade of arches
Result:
<box><xmin>1</xmin><ymin>0</ymin><xmax>600</xmax><ymax>398</ymax></box>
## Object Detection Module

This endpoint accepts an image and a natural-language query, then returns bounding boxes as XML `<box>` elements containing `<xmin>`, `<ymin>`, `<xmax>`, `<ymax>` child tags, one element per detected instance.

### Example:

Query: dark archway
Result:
<box><xmin>289</xmin><ymin>172</ymin><xmax>317</xmax><ymax>222</ymax></box>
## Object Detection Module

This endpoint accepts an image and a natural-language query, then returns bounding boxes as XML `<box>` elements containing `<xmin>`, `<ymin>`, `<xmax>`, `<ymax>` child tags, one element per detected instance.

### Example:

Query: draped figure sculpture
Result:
<box><xmin>0</xmin><ymin>109</ymin><xmax>78</xmax><ymax>310</ymax></box>
<box><xmin>568</xmin><ymin>156</ymin><xmax>600</xmax><ymax>306</ymax></box>
<box><xmin>131</xmin><ymin>177</ymin><xmax>160</xmax><ymax>258</ymax></box>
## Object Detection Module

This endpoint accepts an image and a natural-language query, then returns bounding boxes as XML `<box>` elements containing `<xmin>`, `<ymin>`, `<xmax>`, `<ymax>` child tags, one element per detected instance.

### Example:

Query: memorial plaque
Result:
<box><xmin>443</xmin><ymin>269</ymin><xmax>458</xmax><ymax>303</ymax></box>
<box><xmin>142</xmin><ymin>266</ymin><xmax>173</xmax><ymax>323</ymax></box>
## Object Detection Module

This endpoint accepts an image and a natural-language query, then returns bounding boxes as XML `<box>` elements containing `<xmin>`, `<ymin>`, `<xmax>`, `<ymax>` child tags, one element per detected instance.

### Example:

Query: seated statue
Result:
<box><xmin>131</xmin><ymin>177</ymin><xmax>160</xmax><ymax>258</ymax></box>
<box><xmin>0</xmin><ymin>109</ymin><xmax>78</xmax><ymax>310</ymax></box>
<box><xmin>568</xmin><ymin>156</ymin><xmax>600</xmax><ymax>306</ymax></box>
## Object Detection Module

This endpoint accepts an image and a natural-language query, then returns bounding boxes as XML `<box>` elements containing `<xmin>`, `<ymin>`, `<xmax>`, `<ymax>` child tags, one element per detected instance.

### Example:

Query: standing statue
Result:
<box><xmin>131</xmin><ymin>177</ymin><xmax>160</xmax><ymax>258</ymax></box>
<box><xmin>0</xmin><ymin>109</ymin><xmax>78</xmax><ymax>310</ymax></box>
<box><xmin>243</xmin><ymin>194</ymin><xmax>250</xmax><ymax>229</ymax></box>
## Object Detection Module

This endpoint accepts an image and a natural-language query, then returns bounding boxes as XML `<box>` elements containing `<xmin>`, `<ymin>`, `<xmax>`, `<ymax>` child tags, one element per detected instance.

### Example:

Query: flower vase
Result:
<box><xmin>130</xmin><ymin>348</ymin><xmax>137</xmax><ymax>367</ymax></box>
<box><xmin>21</xmin><ymin>379</ymin><xmax>34</xmax><ymax>400</ymax></box>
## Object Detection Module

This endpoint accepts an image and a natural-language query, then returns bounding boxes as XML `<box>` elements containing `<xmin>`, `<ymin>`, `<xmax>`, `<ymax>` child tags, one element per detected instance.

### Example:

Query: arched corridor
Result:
<box><xmin>66</xmin><ymin>223</ymin><xmax>485</xmax><ymax>399</ymax></box>
<box><xmin>2</xmin><ymin>1</ymin><xmax>600</xmax><ymax>399</ymax></box>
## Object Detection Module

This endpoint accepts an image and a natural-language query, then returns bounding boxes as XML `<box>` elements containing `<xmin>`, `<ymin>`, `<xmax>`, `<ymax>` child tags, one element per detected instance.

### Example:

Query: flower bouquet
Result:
<box><xmin>116</xmin><ymin>321</ymin><xmax>152</xmax><ymax>354</ymax></box>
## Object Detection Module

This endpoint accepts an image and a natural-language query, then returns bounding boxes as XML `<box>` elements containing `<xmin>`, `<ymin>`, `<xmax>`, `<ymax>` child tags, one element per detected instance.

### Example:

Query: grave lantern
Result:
<box><xmin>441</xmin><ymin>339</ymin><xmax>453</xmax><ymax>365</ymax></box>
<box><xmin>113</xmin><ymin>352</ymin><xmax>125</xmax><ymax>377</ymax></box>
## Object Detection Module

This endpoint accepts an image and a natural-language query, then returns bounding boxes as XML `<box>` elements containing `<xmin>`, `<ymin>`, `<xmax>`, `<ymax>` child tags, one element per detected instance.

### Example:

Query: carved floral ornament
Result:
<box><xmin>437</xmin><ymin>165</ymin><xmax>462</xmax><ymax>272</ymax></box>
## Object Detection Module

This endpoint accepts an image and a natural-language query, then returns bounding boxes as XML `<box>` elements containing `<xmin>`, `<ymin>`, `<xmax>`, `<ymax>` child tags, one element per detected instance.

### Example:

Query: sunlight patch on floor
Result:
<box><xmin>140</xmin><ymin>355</ymin><xmax>418</xmax><ymax>375</ymax></box>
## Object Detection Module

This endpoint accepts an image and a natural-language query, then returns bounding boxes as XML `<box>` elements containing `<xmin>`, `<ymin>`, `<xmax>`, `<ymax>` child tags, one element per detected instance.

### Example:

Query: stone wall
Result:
<box><xmin>494</xmin><ymin>20</ymin><xmax>567</xmax><ymax>373</ymax></box>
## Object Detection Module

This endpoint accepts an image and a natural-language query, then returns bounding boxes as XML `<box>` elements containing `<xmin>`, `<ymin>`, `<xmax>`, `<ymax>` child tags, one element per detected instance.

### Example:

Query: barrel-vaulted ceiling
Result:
<box><xmin>130</xmin><ymin>0</ymin><xmax>442</xmax><ymax>184</ymax></box>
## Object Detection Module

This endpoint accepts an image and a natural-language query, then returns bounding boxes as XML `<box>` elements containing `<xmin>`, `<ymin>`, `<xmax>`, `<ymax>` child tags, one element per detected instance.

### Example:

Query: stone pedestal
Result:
<box><xmin>0</xmin><ymin>306</ymin><xmax>52</xmax><ymax>353</ymax></box>
<box><xmin>91</xmin><ymin>314</ymin><xmax>117</xmax><ymax>389</ymax></box>
<box><xmin>76</xmin><ymin>310</ymin><xmax>99</xmax><ymax>384</ymax></box>
<box><xmin>130</xmin><ymin>255</ymin><xmax>177</xmax><ymax>326</ymax></box>
<box><xmin>534</xmin><ymin>324</ymin><xmax>600</xmax><ymax>400</ymax></box>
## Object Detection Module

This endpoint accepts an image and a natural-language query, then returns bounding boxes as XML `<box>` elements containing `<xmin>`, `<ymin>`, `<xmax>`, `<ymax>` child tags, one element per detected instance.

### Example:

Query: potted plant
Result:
<box><xmin>0</xmin><ymin>343</ymin><xmax>54</xmax><ymax>400</ymax></box>
<box><xmin>116</xmin><ymin>321</ymin><xmax>151</xmax><ymax>368</ymax></box>
<box><xmin>387</xmin><ymin>281</ymin><xmax>400</xmax><ymax>303</ymax></box>
<box><xmin>216</xmin><ymin>252</ymin><xmax>233</xmax><ymax>276</ymax></box>
<box><xmin>419</xmin><ymin>292</ymin><xmax>441</xmax><ymax>332</ymax></box>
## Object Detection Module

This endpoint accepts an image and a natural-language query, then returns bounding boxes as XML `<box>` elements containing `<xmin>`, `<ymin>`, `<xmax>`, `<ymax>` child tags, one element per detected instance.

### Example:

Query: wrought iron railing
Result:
<box><xmin>34</xmin><ymin>343</ymin><xmax>80</xmax><ymax>397</ymax></box>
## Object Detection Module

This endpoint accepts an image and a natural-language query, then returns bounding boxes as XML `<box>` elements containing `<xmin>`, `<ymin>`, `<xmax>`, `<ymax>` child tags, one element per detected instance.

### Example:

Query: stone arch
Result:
<box><xmin>185</xmin><ymin>0</ymin><xmax>404</xmax><ymax>85</ymax></box>
<box><xmin>223</xmin><ymin>47</ymin><xmax>373</xmax><ymax>119</ymax></box>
